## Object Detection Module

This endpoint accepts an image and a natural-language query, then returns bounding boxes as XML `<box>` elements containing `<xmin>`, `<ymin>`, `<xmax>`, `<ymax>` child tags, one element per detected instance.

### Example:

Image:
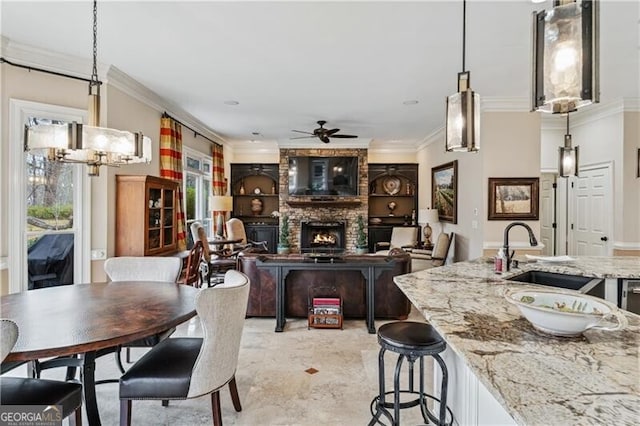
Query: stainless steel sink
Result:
<box><xmin>508</xmin><ymin>270</ymin><xmax>605</xmax><ymax>299</ymax></box>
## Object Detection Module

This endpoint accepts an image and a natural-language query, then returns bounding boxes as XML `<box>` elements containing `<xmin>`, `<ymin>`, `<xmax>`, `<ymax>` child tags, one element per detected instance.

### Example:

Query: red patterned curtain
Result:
<box><xmin>160</xmin><ymin>117</ymin><xmax>187</xmax><ymax>250</ymax></box>
<box><xmin>211</xmin><ymin>143</ymin><xmax>226</xmax><ymax>235</ymax></box>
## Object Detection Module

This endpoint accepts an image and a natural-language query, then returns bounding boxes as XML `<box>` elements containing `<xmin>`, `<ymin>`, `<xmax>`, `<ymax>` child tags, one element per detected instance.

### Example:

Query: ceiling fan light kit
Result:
<box><xmin>291</xmin><ymin>120</ymin><xmax>357</xmax><ymax>144</ymax></box>
<box><xmin>446</xmin><ymin>0</ymin><xmax>480</xmax><ymax>153</ymax></box>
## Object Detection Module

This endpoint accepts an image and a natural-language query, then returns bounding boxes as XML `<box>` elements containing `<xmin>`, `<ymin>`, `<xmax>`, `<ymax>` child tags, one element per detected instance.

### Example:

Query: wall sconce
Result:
<box><xmin>532</xmin><ymin>0</ymin><xmax>599</xmax><ymax>114</ymax></box>
<box><xmin>446</xmin><ymin>0</ymin><xmax>480</xmax><ymax>152</ymax></box>
<box><xmin>559</xmin><ymin>113</ymin><xmax>579</xmax><ymax>177</ymax></box>
<box><xmin>23</xmin><ymin>0</ymin><xmax>151</xmax><ymax>176</ymax></box>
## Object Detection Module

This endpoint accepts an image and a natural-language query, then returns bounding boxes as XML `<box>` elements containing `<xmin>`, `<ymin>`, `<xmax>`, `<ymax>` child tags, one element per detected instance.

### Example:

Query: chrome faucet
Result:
<box><xmin>503</xmin><ymin>222</ymin><xmax>538</xmax><ymax>271</ymax></box>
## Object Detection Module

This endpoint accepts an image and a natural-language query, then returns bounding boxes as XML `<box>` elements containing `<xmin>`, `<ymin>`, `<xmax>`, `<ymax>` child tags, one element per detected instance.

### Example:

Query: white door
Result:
<box><xmin>8</xmin><ymin>100</ymin><xmax>91</xmax><ymax>294</ymax></box>
<box><xmin>539</xmin><ymin>173</ymin><xmax>557</xmax><ymax>256</ymax></box>
<box><xmin>570</xmin><ymin>164</ymin><xmax>612</xmax><ymax>255</ymax></box>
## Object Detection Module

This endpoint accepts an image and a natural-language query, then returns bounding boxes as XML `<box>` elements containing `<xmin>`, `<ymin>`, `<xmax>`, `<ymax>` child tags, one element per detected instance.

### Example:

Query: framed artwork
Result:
<box><xmin>431</xmin><ymin>160</ymin><xmax>458</xmax><ymax>223</ymax></box>
<box><xmin>637</xmin><ymin>148</ymin><xmax>639</xmax><ymax>178</ymax></box>
<box><xmin>488</xmin><ymin>177</ymin><xmax>539</xmax><ymax>220</ymax></box>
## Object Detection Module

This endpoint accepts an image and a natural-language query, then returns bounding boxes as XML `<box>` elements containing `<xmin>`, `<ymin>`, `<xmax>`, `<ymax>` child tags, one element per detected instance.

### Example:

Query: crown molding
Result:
<box><xmin>277</xmin><ymin>138</ymin><xmax>372</xmax><ymax>149</ymax></box>
<box><xmin>540</xmin><ymin>98</ymin><xmax>638</xmax><ymax>130</ymax></box>
<box><xmin>369</xmin><ymin>139</ymin><xmax>419</xmax><ymax>154</ymax></box>
<box><xmin>229</xmin><ymin>140</ymin><xmax>279</xmax><ymax>155</ymax></box>
<box><xmin>106</xmin><ymin>66</ymin><xmax>228</xmax><ymax>146</ymax></box>
<box><xmin>417</xmin><ymin>126</ymin><xmax>444</xmax><ymax>150</ymax></box>
<box><xmin>2</xmin><ymin>37</ymin><xmax>228</xmax><ymax>147</ymax></box>
<box><xmin>481</xmin><ymin>97</ymin><xmax>530</xmax><ymax>112</ymax></box>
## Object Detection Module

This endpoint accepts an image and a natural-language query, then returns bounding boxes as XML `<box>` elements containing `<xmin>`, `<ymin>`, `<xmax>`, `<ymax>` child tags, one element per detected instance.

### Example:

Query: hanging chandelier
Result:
<box><xmin>24</xmin><ymin>0</ymin><xmax>151</xmax><ymax>176</ymax></box>
<box><xmin>531</xmin><ymin>0</ymin><xmax>599</xmax><ymax>114</ymax></box>
<box><xmin>445</xmin><ymin>0</ymin><xmax>480</xmax><ymax>152</ymax></box>
<box><xmin>559</xmin><ymin>113</ymin><xmax>579</xmax><ymax>177</ymax></box>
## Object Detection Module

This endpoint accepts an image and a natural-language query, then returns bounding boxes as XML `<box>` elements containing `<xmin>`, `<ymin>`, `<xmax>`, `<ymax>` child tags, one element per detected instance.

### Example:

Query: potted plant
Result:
<box><xmin>277</xmin><ymin>213</ymin><xmax>291</xmax><ymax>254</ymax></box>
<box><xmin>355</xmin><ymin>214</ymin><xmax>368</xmax><ymax>254</ymax></box>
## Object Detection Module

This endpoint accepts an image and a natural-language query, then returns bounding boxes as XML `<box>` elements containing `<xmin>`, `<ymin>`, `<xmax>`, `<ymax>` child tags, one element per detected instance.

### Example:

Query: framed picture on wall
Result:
<box><xmin>431</xmin><ymin>160</ymin><xmax>458</xmax><ymax>223</ymax></box>
<box><xmin>488</xmin><ymin>177</ymin><xmax>539</xmax><ymax>220</ymax></box>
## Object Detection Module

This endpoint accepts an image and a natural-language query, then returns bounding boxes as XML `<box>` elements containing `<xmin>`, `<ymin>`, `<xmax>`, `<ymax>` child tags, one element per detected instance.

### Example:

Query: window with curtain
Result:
<box><xmin>183</xmin><ymin>147</ymin><xmax>213</xmax><ymax>246</ymax></box>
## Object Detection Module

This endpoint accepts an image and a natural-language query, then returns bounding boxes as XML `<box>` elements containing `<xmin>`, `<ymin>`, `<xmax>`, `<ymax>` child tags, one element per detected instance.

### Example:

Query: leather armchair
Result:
<box><xmin>410</xmin><ymin>232</ymin><xmax>454</xmax><ymax>272</ymax></box>
<box><xmin>375</xmin><ymin>227</ymin><xmax>419</xmax><ymax>255</ymax></box>
<box><xmin>226</xmin><ymin>218</ymin><xmax>268</xmax><ymax>252</ymax></box>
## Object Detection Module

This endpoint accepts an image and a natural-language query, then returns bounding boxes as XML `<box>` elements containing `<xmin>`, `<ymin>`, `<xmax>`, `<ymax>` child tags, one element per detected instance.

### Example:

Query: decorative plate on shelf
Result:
<box><xmin>382</xmin><ymin>177</ymin><xmax>401</xmax><ymax>195</ymax></box>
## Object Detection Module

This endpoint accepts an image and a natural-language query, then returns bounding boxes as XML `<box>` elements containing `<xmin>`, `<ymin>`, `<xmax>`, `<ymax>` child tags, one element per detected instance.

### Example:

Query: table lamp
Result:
<box><xmin>418</xmin><ymin>208</ymin><xmax>440</xmax><ymax>248</ymax></box>
<box><xmin>209</xmin><ymin>195</ymin><xmax>233</xmax><ymax>238</ymax></box>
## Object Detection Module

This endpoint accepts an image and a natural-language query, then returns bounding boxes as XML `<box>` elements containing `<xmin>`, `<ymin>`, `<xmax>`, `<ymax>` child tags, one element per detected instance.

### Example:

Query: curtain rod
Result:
<box><xmin>162</xmin><ymin>111</ymin><xmax>221</xmax><ymax>148</ymax></box>
<box><xmin>0</xmin><ymin>57</ymin><xmax>102</xmax><ymax>85</ymax></box>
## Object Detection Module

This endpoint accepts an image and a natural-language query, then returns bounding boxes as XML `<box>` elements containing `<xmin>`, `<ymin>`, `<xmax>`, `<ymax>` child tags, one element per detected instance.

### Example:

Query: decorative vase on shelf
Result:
<box><xmin>251</xmin><ymin>198</ymin><xmax>263</xmax><ymax>216</ymax></box>
<box><xmin>239</xmin><ymin>181</ymin><xmax>245</xmax><ymax>195</ymax></box>
<box><xmin>387</xmin><ymin>201</ymin><xmax>397</xmax><ymax>216</ymax></box>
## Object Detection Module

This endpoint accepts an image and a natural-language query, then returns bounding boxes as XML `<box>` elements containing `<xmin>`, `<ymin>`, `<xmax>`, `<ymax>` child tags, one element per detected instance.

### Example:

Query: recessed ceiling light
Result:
<box><xmin>402</xmin><ymin>100</ymin><xmax>419</xmax><ymax>105</ymax></box>
<box><xmin>251</xmin><ymin>132</ymin><xmax>261</xmax><ymax>136</ymax></box>
<box><xmin>224</xmin><ymin>100</ymin><xmax>239</xmax><ymax>106</ymax></box>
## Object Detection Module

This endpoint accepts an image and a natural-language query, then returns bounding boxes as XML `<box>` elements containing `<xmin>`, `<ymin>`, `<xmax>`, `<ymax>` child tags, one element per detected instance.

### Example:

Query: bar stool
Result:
<box><xmin>368</xmin><ymin>321</ymin><xmax>453</xmax><ymax>426</ymax></box>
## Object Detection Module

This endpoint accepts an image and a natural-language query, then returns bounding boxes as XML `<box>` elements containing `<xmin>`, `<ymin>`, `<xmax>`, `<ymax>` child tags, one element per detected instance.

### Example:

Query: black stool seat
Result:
<box><xmin>369</xmin><ymin>321</ymin><xmax>454</xmax><ymax>426</ymax></box>
<box><xmin>1</xmin><ymin>377</ymin><xmax>82</xmax><ymax>420</ymax></box>
<box><xmin>378</xmin><ymin>321</ymin><xmax>446</xmax><ymax>355</ymax></box>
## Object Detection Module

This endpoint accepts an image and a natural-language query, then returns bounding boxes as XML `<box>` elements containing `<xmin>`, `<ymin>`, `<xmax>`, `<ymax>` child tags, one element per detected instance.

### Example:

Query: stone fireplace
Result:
<box><xmin>300</xmin><ymin>221</ymin><xmax>347</xmax><ymax>252</ymax></box>
<box><xmin>279</xmin><ymin>148</ymin><xmax>369</xmax><ymax>252</ymax></box>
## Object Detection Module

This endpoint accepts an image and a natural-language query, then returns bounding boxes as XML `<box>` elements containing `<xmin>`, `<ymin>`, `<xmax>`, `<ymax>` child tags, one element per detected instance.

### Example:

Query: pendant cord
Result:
<box><xmin>89</xmin><ymin>0</ymin><xmax>100</xmax><ymax>95</ymax></box>
<box><xmin>566</xmin><ymin>113</ymin><xmax>570</xmax><ymax>135</ymax></box>
<box><xmin>462</xmin><ymin>0</ymin><xmax>466</xmax><ymax>72</ymax></box>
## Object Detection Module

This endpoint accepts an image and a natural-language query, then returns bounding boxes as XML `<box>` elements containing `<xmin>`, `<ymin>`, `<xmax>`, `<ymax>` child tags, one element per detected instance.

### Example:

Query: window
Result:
<box><xmin>183</xmin><ymin>147</ymin><xmax>213</xmax><ymax>246</ymax></box>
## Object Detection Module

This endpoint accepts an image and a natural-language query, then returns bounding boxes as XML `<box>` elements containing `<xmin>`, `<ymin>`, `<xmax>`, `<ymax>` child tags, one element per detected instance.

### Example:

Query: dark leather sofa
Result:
<box><xmin>238</xmin><ymin>251</ymin><xmax>412</xmax><ymax>319</ymax></box>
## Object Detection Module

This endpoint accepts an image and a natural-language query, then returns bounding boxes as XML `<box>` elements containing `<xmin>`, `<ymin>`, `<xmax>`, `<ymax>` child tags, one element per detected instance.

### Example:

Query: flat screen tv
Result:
<box><xmin>288</xmin><ymin>156</ymin><xmax>359</xmax><ymax>196</ymax></box>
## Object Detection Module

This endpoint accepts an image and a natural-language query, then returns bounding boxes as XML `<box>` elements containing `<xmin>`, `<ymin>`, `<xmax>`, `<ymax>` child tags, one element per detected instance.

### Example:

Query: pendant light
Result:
<box><xmin>24</xmin><ymin>0</ymin><xmax>151</xmax><ymax>176</ymax></box>
<box><xmin>559</xmin><ymin>113</ymin><xmax>579</xmax><ymax>177</ymax></box>
<box><xmin>532</xmin><ymin>0</ymin><xmax>599</xmax><ymax>114</ymax></box>
<box><xmin>445</xmin><ymin>0</ymin><xmax>480</xmax><ymax>152</ymax></box>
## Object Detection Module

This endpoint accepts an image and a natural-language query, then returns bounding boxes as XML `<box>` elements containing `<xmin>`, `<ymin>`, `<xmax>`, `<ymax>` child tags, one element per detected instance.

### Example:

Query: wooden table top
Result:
<box><xmin>1</xmin><ymin>281</ymin><xmax>199</xmax><ymax>362</ymax></box>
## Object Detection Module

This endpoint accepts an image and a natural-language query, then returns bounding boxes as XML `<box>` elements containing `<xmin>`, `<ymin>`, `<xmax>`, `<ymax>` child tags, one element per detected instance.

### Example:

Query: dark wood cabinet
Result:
<box><xmin>230</xmin><ymin>163</ymin><xmax>280</xmax><ymax>253</ymax></box>
<box><xmin>367</xmin><ymin>163</ymin><xmax>419</xmax><ymax>252</ymax></box>
<box><xmin>115</xmin><ymin>175</ymin><xmax>178</xmax><ymax>256</ymax></box>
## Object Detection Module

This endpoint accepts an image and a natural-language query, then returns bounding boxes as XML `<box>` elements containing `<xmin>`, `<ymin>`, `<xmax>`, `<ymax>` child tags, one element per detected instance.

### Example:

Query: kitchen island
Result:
<box><xmin>394</xmin><ymin>256</ymin><xmax>640</xmax><ymax>425</ymax></box>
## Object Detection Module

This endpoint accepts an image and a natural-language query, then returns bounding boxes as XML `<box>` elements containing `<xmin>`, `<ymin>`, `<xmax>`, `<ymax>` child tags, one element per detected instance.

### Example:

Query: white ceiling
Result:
<box><xmin>1</xmin><ymin>1</ymin><xmax>638</xmax><ymax>146</ymax></box>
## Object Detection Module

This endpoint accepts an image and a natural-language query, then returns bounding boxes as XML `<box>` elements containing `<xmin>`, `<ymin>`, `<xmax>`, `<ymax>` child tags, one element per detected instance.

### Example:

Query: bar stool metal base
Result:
<box><xmin>368</xmin><ymin>321</ymin><xmax>454</xmax><ymax>426</ymax></box>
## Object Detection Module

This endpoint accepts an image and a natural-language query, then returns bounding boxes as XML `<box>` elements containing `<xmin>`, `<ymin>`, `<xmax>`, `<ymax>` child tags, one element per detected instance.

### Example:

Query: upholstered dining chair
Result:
<box><xmin>119</xmin><ymin>270</ymin><xmax>251</xmax><ymax>426</ymax></box>
<box><xmin>374</xmin><ymin>227</ymin><xmax>419</xmax><ymax>255</ymax></box>
<box><xmin>191</xmin><ymin>221</ymin><xmax>238</xmax><ymax>287</ymax></box>
<box><xmin>226</xmin><ymin>218</ymin><xmax>268</xmax><ymax>252</ymax></box>
<box><xmin>1</xmin><ymin>319</ymin><xmax>83</xmax><ymax>426</ymax></box>
<box><xmin>104</xmin><ymin>256</ymin><xmax>183</xmax><ymax>366</ymax></box>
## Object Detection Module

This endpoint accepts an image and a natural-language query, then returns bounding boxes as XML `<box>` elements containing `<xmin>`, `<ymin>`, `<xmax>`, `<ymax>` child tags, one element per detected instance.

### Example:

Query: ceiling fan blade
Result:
<box><xmin>289</xmin><ymin>136</ymin><xmax>316</xmax><ymax>140</ymax></box>
<box><xmin>325</xmin><ymin>128</ymin><xmax>340</xmax><ymax>136</ymax></box>
<box><xmin>330</xmin><ymin>134</ymin><xmax>358</xmax><ymax>138</ymax></box>
<box><xmin>291</xmin><ymin>130</ymin><xmax>314</xmax><ymax>135</ymax></box>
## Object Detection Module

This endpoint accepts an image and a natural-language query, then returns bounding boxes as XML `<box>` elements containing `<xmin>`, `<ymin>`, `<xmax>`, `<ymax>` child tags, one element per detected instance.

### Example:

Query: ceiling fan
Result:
<box><xmin>291</xmin><ymin>120</ymin><xmax>358</xmax><ymax>143</ymax></box>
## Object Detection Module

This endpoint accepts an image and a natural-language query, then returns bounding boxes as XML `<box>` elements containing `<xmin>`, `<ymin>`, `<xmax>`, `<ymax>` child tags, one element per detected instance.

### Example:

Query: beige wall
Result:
<box><xmin>622</xmin><ymin>112</ymin><xmax>640</xmax><ymax>249</ymax></box>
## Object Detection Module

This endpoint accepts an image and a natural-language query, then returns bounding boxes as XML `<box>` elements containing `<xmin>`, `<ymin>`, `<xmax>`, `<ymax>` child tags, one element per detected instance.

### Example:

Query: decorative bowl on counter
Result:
<box><xmin>504</xmin><ymin>289</ymin><xmax>628</xmax><ymax>337</ymax></box>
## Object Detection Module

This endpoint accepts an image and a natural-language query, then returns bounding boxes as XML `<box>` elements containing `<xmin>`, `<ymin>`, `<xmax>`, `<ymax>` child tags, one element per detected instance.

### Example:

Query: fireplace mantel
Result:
<box><xmin>285</xmin><ymin>198</ymin><xmax>363</xmax><ymax>208</ymax></box>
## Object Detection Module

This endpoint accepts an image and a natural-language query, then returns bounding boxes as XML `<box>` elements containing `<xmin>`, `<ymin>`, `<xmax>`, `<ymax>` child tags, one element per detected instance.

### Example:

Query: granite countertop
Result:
<box><xmin>394</xmin><ymin>256</ymin><xmax>640</xmax><ymax>425</ymax></box>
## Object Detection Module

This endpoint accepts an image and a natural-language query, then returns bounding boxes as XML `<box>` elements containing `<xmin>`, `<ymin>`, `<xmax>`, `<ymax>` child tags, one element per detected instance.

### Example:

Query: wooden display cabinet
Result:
<box><xmin>367</xmin><ymin>163</ymin><xmax>419</xmax><ymax>252</ymax></box>
<box><xmin>230</xmin><ymin>163</ymin><xmax>280</xmax><ymax>253</ymax></box>
<box><xmin>116</xmin><ymin>175</ymin><xmax>179</xmax><ymax>256</ymax></box>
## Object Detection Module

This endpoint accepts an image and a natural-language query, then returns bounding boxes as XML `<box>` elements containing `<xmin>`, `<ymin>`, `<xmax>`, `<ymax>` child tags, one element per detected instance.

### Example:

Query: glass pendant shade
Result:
<box><xmin>559</xmin><ymin>135</ymin><xmax>579</xmax><ymax>177</ymax></box>
<box><xmin>532</xmin><ymin>0</ymin><xmax>599</xmax><ymax>114</ymax></box>
<box><xmin>25</xmin><ymin>121</ymin><xmax>152</xmax><ymax>172</ymax></box>
<box><xmin>446</xmin><ymin>72</ymin><xmax>480</xmax><ymax>152</ymax></box>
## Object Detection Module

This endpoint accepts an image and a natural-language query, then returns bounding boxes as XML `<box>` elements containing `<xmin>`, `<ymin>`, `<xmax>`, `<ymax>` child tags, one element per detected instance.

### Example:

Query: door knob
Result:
<box><xmin>600</xmin><ymin>236</ymin><xmax>608</xmax><ymax>241</ymax></box>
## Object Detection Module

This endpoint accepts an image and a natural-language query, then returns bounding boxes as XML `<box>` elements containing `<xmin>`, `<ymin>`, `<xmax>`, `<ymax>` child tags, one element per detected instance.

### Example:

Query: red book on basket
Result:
<box><xmin>313</xmin><ymin>297</ymin><xmax>340</xmax><ymax>306</ymax></box>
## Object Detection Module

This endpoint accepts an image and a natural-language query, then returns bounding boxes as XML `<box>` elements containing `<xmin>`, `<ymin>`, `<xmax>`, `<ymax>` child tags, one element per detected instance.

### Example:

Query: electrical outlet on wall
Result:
<box><xmin>91</xmin><ymin>249</ymin><xmax>106</xmax><ymax>260</ymax></box>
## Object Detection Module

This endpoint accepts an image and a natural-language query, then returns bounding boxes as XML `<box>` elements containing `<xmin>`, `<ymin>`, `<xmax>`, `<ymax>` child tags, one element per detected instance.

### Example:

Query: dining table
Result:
<box><xmin>1</xmin><ymin>281</ymin><xmax>199</xmax><ymax>426</ymax></box>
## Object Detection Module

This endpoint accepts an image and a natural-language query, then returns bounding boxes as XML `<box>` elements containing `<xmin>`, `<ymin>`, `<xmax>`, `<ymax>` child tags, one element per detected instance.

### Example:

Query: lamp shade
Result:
<box><xmin>209</xmin><ymin>195</ymin><xmax>233</xmax><ymax>212</ymax></box>
<box><xmin>418</xmin><ymin>208</ymin><xmax>439</xmax><ymax>225</ymax></box>
<box><xmin>532</xmin><ymin>0</ymin><xmax>599</xmax><ymax>114</ymax></box>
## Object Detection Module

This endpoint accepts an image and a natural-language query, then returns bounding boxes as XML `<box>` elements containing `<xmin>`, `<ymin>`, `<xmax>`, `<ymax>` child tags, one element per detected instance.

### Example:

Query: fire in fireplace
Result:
<box><xmin>301</xmin><ymin>221</ymin><xmax>346</xmax><ymax>252</ymax></box>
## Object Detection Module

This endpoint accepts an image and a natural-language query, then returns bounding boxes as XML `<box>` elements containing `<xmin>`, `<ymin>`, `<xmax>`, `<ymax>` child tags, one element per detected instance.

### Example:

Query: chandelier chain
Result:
<box><xmin>462</xmin><ymin>0</ymin><xmax>466</xmax><ymax>72</ymax></box>
<box><xmin>90</xmin><ymin>0</ymin><xmax>99</xmax><ymax>90</ymax></box>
